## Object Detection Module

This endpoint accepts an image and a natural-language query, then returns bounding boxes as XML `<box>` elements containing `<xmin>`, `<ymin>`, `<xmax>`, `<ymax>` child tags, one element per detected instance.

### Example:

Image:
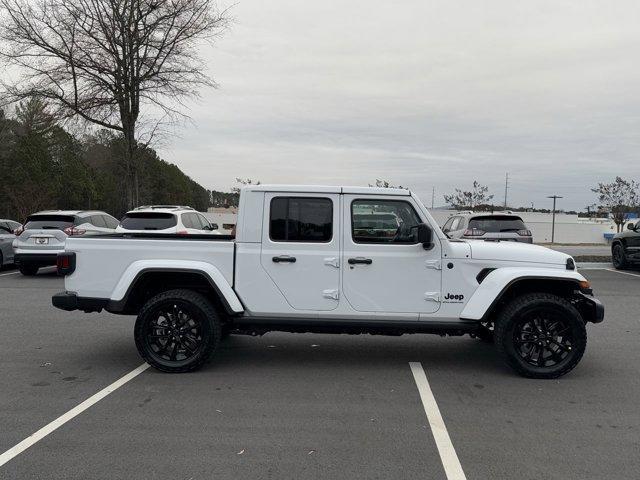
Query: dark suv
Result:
<box><xmin>611</xmin><ymin>222</ymin><xmax>640</xmax><ymax>269</ymax></box>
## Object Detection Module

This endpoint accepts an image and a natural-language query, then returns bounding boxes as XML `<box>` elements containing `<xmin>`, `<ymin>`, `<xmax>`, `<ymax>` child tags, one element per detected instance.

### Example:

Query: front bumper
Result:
<box><xmin>14</xmin><ymin>253</ymin><xmax>59</xmax><ymax>267</ymax></box>
<box><xmin>52</xmin><ymin>291</ymin><xmax>108</xmax><ymax>313</ymax></box>
<box><xmin>576</xmin><ymin>292</ymin><xmax>605</xmax><ymax>323</ymax></box>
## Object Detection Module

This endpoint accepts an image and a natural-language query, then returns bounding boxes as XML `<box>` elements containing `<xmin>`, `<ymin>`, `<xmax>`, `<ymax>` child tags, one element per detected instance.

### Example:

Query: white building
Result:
<box><xmin>204</xmin><ymin>207</ymin><xmax>238</xmax><ymax>235</ymax></box>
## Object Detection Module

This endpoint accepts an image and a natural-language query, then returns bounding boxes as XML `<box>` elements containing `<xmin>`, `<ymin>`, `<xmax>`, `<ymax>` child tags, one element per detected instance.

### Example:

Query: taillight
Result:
<box><xmin>63</xmin><ymin>227</ymin><xmax>86</xmax><ymax>236</ymax></box>
<box><xmin>56</xmin><ymin>252</ymin><xmax>76</xmax><ymax>275</ymax></box>
<box><xmin>176</xmin><ymin>230</ymin><xmax>189</xmax><ymax>235</ymax></box>
<box><xmin>464</xmin><ymin>228</ymin><xmax>486</xmax><ymax>237</ymax></box>
<box><xmin>517</xmin><ymin>229</ymin><xmax>532</xmax><ymax>236</ymax></box>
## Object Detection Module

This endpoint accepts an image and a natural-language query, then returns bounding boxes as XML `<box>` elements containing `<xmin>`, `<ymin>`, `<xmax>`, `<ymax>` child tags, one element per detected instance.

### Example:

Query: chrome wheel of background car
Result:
<box><xmin>145</xmin><ymin>303</ymin><xmax>203</xmax><ymax>362</ymax></box>
<box><xmin>513</xmin><ymin>312</ymin><xmax>573</xmax><ymax>368</ymax></box>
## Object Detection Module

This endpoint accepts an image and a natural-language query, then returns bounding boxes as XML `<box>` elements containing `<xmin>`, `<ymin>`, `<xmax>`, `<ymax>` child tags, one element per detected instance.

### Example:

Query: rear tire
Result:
<box><xmin>134</xmin><ymin>289</ymin><xmax>221</xmax><ymax>373</ymax></box>
<box><xmin>494</xmin><ymin>293</ymin><xmax>586</xmax><ymax>379</ymax></box>
<box><xmin>612</xmin><ymin>243</ymin><xmax>628</xmax><ymax>270</ymax></box>
<box><xmin>19</xmin><ymin>265</ymin><xmax>39</xmax><ymax>276</ymax></box>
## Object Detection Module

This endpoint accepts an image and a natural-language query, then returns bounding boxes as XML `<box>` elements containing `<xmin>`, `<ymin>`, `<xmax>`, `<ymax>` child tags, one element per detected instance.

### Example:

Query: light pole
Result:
<box><xmin>547</xmin><ymin>195</ymin><xmax>563</xmax><ymax>243</ymax></box>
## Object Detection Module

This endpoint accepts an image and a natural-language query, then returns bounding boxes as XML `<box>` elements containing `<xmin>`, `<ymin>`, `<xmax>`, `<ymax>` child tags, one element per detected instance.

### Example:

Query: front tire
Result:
<box><xmin>134</xmin><ymin>289</ymin><xmax>221</xmax><ymax>373</ymax></box>
<box><xmin>494</xmin><ymin>293</ymin><xmax>587</xmax><ymax>379</ymax></box>
<box><xmin>19</xmin><ymin>264</ymin><xmax>39</xmax><ymax>276</ymax></box>
<box><xmin>612</xmin><ymin>243</ymin><xmax>628</xmax><ymax>270</ymax></box>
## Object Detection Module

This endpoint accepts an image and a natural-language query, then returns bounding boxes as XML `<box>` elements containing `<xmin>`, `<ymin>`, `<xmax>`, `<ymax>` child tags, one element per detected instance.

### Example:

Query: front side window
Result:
<box><xmin>270</xmin><ymin>197</ymin><xmax>333</xmax><ymax>242</ymax></box>
<box><xmin>352</xmin><ymin>200</ymin><xmax>422</xmax><ymax>244</ymax></box>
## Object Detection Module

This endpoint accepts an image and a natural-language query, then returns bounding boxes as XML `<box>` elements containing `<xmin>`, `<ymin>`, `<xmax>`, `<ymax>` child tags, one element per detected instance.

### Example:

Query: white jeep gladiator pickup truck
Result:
<box><xmin>52</xmin><ymin>185</ymin><xmax>604</xmax><ymax>378</ymax></box>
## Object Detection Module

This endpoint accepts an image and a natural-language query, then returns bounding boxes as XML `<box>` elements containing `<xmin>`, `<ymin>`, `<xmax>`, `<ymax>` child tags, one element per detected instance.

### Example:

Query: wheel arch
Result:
<box><xmin>460</xmin><ymin>268</ymin><xmax>588</xmax><ymax>322</ymax></box>
<box><xmin>107</xmin><ymin>262</ymin><xmax>244</xmax><ymax>316</ymax></box>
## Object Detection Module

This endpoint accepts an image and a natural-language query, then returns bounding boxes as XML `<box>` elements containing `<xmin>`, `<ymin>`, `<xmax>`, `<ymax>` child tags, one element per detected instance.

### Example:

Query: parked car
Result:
<box><xmin>442</xmin><ymin>212</ymin><xmax>533</xmax><ymax>243</ymax></box>
<box><xmin>13</xmin><ymin>210</ymin><xmax>119</xmax><ymax>275</ymax></box>
<box><xmin>116</xmin><ymin>206</ymin><xmax>220</xmax><ymax>235</ymax></box>
<box><xmin>611</xmin><ymin>222</ymin><xmax>640</xmax><ymax>269</ymax></box>
<box><xmin>53</xmin><ymin>185</ymin><xmax>603</xmax><ymax>379</ymax></box>
<box><xmin>0</xmin><ymin>219</ymin><xmax>22</xmax><ymax>268</ymax></box>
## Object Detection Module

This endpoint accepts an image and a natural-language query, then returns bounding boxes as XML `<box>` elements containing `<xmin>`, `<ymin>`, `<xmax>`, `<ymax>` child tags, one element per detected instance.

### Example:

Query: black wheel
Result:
<box><xmin>494</xmin><ymin>293</ymin><xmax>586</xmax><ymax>379</ymax></box>
<box><xmin>134</xmin><ymin>289</ymin><xmax>221</xmax><ymax>373</ymax></box>
<box><xmin>19</xmin><ymin>264</ymin><xmax>39</xmax><ymax>276</ymax></box>
<box><xmin>612</xmin><ymin>243</ymin><xmax>627</xmax><ymax>270</ymax></box>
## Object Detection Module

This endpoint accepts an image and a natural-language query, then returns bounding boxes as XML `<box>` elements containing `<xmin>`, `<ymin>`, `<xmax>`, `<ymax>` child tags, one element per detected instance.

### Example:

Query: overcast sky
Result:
<box><xmin>159</xmin><ymin>0</ymin><xmax>640</xmax><ymax>210</ymax></box>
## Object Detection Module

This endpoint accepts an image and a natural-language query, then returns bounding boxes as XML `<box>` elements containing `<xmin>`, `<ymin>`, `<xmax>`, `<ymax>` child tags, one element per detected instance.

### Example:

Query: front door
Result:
<box><xmin>260</xmin><ymin>193</ymin><xmax>340</xmax><ymax>311</ymax></box>
<box><xmin>342</xmin><ymin>195</ymin><xmax>442</xmax><ymax>314</ymax></box>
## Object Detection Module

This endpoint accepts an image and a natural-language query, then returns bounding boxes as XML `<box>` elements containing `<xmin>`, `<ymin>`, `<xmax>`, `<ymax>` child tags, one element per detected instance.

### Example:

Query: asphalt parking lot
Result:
<box><xmin>0</xmin><ymin>267</ymin><xmax>638</xmax><ymax>479</ymax></box>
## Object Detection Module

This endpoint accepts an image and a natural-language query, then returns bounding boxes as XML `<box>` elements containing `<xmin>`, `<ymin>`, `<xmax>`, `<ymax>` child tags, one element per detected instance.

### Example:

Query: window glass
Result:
<box><xmin>0</xmin><ymin>222</ymin><xmax>9</xmax><ymax>233</ymax></box>
<box><xmin>196</xmin><ymin>214</ymin><xmax>209</xmax><ymax>229</ymax></box>
<box><xmin>181</xmin><ymin>213</ymin><xmax>193</xmax><ymax>229</ymax></box>
<box><xmin>91</xmin><ymin>215</ymin><xmax>107</xmax><ymax>227</ymax></box>
<box><xmin>270</xmin><ymin>197</ymin><xmax>333</xmax><ymax>242</ymax></box>
<box><xmin>352</xmin><ymin>200</ymin><xmax>422</xmax><ymax>244</ymax></box>
<box><xmin>468</xmin><ymin>216</ymin><xmax>526</xmax><ymax>232</ymax></box>
<box><xmin>120</xmin><ymin>213</ymin><xmax>177</xmax><ymax>230</ymax></box>
<box><xmin>104</xmin><ymin>216</ymin><xmax>119</xmax><ymax>229</ymax></box>
<box><xmin>442</xmin><ymin>217</ymin><xmax>454</xmax><ymax>232</ymax></box>
<box><xmin>24</xmin><ymin>215</ymin><xmax>75</xmax><ymax>231</ymax></box>
<box><xmin>450</xmin><ymin>217</ymin><xmax>462</xmax><ymax>231</ymax></box>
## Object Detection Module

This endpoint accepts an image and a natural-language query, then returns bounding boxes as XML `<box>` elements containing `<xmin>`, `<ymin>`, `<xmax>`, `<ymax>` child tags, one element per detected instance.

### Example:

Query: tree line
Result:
<box><xmin>0</xmin><ymin>99</ymin><xmax>212</xmax><ymax>221</ymax></box>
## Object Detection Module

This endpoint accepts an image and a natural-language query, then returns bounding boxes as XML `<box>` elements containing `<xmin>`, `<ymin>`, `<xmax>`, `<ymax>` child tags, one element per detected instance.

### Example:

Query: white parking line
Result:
<box><xmin>409</xmin><ymin>362</ymin><xmax>466</xmax><ymax>480</ymax></box>
<box><xmin>0</xmin><ymin>363</ymin><xmax>149</xmax><ymax>468</ymax></box>
<box><xmin>605</xmin><ymin>268</ymin><xmax>640</xmax><ymax>278</ymax></box>
<box><xmin>0</xmin><ymin>271</ymin><xmax>19</xmax><ymax>277</ymax></box>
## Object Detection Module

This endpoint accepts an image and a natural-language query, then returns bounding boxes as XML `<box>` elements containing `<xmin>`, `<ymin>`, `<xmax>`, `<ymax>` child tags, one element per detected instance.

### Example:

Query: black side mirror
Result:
<box><xmin>416</xmin><ymin>223</ymin><xmax>433</xmax><ymax>249</ymax></box>
<box><xmin>211</xmin><ymin>223</ymin><xmax>219</xmax><ymax>230</ymax></box>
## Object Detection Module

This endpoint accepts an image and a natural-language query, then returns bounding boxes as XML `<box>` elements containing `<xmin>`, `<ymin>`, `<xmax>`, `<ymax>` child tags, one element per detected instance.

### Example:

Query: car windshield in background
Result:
<box><xmin>24</xmin><ymin>215</ymin><xmax>75</xmax><ymax>230</ymax></box>
<box><xmin>468</xmin><ymin>216</ymin><xmax>526</xmax><ymax>232</ymax></box>
<box><xmin>120</xmin><ymin>212</ymin><xmax>177</xmax><ymax>230</ymax></box>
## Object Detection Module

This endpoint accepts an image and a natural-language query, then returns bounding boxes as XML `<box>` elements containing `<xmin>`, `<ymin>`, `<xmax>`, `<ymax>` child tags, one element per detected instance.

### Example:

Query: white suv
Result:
<box><xmin>13</xmin><ymin>210</ymin><xmax>119</xmax><ymax>275</ymax></box>
<box><xmin>116</xmin><ymin>206</ymin><xmax>220</xmax><ymax>235</ymax></box>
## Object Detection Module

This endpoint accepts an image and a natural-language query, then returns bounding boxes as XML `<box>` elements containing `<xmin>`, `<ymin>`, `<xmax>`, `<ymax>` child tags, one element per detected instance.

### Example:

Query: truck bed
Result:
<box><xmin>64</xmin><ymin>234</ymin><xmax>236</xmax><ymax>301</ymax></box>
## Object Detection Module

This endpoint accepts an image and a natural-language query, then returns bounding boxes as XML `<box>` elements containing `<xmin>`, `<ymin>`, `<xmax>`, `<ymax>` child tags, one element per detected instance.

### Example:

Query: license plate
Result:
<box><xmin>35</xmin><ymin>237</ymin><xmax>49</xmax><ymax>245</ymax></box>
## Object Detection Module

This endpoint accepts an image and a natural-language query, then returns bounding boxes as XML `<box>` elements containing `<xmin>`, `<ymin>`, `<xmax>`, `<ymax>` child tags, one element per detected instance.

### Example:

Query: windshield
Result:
<box><xmin>120</xmin><ymin>212</ymin><xmax>177</xmax><ymax>230</ymax></box>
<box><xmin>24</xmin><ymin>215</ymin><xmax>75</xmax><ymax>230</ymax></box>
<box><xmin>468</xmin><ymin>216</ymin><xmax>526</xmax><ymax>232</ymax></box>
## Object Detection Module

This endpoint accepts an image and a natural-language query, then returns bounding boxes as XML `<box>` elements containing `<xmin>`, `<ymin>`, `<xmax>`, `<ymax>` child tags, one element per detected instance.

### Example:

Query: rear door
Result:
<box><xmin>342</xmin><ymin>195</ymin><xmax>442</xmax><ymax>315</ymax></box>
<box><xmin>260</xmin><ymin>193</ymin><xmax>340</xmax><ymax>311</ymax></box>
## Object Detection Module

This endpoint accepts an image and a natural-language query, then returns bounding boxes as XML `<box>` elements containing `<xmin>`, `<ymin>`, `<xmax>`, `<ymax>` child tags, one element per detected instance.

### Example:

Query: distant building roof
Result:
<box><xmin>207</xmin><ymin>207</ymin><xmax>238</xmax><ymax>214</ymax></box>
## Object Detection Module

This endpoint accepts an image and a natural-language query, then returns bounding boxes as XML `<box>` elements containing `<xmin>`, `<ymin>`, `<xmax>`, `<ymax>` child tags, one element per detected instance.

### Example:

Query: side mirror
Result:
<box><xmin>416</xmin><ymin>223</ymin><xmax>433</xmax><ymax>249</ymax></box>
<box><xmin>211</xmin><ymin>223</ymin><xmax>218</xmax><ymax>230</ymax></box>
<box><xmin>627</xmin><ymin>222</ymin><xmax>635</xmax><ymax>230</ymax></box>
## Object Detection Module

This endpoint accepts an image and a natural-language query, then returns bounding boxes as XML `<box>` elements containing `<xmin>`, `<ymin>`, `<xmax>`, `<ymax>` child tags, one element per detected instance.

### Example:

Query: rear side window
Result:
<box><xmin>120</xmin><ymin>213</ymin><xmax>177</xmax><ymax>230</ymax></box>
<box><xmin>90</xmin><ymin>215</ymin><xmax>107</xmax><ymax>227</ymax></box>
<box><xmin>103</xmin><ymin>216</ymin><xmax>119</xmax><ymax>229</ymax></box>
<box><xmin>270</xmin><ymin>197</ymin><xmax>333</xmax><ymax>242</ymax></box>
<box><xmin>24</xmin><ymin>215</ymin><xmax>75</xmax><ymax>231</ymax></box>
<box><xmin>468</xmin><ymin>216</ymin><xmax>526</xmax><ymax>232</ymax></box>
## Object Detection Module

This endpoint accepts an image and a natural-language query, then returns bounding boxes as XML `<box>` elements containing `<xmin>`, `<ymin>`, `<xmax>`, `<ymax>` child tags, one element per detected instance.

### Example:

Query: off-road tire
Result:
<box><xmin>134</xmin><ymin>289</ymin><xmax>221</xmax><ymax>373</ymax></box>
<box><xmin>612</xmin><ymin>243</ymin><xmax>628</xmax><ymax>270</ymax></box>
<box><xmin>494</xmin><ymin>293</ymin><xmax>587</xmax><ymax>379</ymax></box>
<box><xmin>19</xmin><ymin>264</ymin><xmax>39</xmax><ymax>276</ymax></box>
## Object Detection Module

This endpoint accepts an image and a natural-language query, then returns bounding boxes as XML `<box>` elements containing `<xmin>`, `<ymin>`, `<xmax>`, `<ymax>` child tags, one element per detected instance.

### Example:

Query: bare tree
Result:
<box><xmin>0</xmin><ymin>0</ymin><xmax>229</xmax><ymax>208</ymax></box>
<box><xmin>444</xmin><ymin>181</ymin><xmax>494</xmax><ymax>210</ymax></box>
<box><xmin>592</xmin><ymin>176</ymin><xmax>639</xmax><ymax>232</ymax></box>
<box><xmin>368</xmin><ymin>179</ymin><xmax>407</xmax><ymax>189</ymax></box>
<box><xmin>231</xmin><ymin>177</ymin><xmax>260</xmax><ymax>194</ymax></box>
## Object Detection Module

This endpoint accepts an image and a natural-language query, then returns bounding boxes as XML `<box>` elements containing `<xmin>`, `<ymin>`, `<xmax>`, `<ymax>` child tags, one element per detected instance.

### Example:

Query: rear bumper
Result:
<box><xmin>14</xmin><ymin>253</ymin><xmax>58</xmax><ymax>266</ymax></box>
<box><xmin>52</xmin><ymin>291</ymin><xmax>109</xmax><ymax>313</ymax></box>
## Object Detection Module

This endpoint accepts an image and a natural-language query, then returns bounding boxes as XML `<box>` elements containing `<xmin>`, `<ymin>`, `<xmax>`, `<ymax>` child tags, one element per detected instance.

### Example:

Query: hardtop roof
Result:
<box><xmin>242</xmin><ymin>185</ymin><xmax>411</xmax><ymax>196</ymax></box>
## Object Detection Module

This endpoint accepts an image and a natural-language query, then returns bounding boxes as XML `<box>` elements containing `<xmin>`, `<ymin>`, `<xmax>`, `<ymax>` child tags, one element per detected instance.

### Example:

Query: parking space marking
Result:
<box><xmin>0</xmin><ymin>363</ymin><xmax>149</xmax><ymax>468</ymax></box>
<box><xmin>0</xmin><ymin>271</ymin><xmax>19</xmax><ymax>277</ymax></box>
<box><xmin>605</xmin><ymin>268</ymin><xmax>640</xmax><ymax>278</ymax></box>
<box><xmin>409</xmin><ymin>362</ymin><xmax>466</xmax><ymax>480</ymax></box>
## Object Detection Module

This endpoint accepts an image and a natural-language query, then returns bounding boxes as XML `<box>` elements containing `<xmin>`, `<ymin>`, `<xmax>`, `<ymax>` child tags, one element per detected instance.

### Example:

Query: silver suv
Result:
<box><xmin>13</xmin><ymin>210</ymin><xmax>119</xmax><ymax>275</ymax></box>
<box><xmin>442</xmin><ymin>212</ymin><xmax>533</xmax><ymax>243</ymax></box>
<box><xmin>0</xmin><ymin>219</ymin><xmax>22</xmax><ymax>268</ymax></box>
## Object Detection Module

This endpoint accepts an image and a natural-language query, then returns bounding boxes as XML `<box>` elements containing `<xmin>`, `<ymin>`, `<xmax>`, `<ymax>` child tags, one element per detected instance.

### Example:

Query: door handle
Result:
<box><xmin>272</xmin><ymin>255</ymin><xmax>296</xmax><ymax>263</ymax></box>
<box><xmin>348</xmin><ymin>257</ymin><xmax>372</xmax><ymax>265</ymax></box>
